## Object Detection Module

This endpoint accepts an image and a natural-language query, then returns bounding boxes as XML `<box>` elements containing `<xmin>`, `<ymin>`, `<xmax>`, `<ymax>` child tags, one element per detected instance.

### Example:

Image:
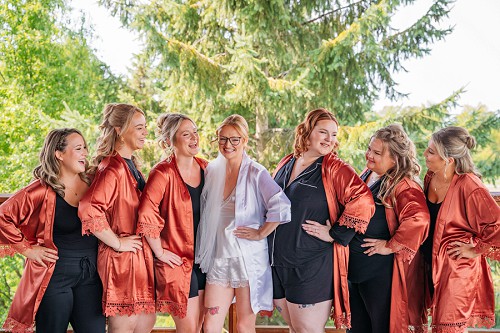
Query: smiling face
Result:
<box><xmin>173</xmin><ymin>119</ymin><xmax>200</xmax><ymax>157</ymax></box>
<box><xmin>365</xmin><ymin>138</ymin><xmax>395</xmax><ymax>176</ymax></box>
<box><xmin>305</xmin><ymin>120</ymin><xmax>338</xmax><ymax>157</ymax></box>
<box><xmin>218</xmin><ymin>125</ymin><xmax>246</xmax><ymax>162</ymax></box>
<box><xmin>121</xmin><ymin>111</ymin><xmax>148</xmax><ymax>152</ymax></box>
<box><xmin>56</xmin><ymin>133</ymin><xmax>88</xmax><ymax>174</ymax></box>
<box><xmin>423</xmin><ymin>140</ymin><xmax>447</xmax><ymax>173</ymax></box>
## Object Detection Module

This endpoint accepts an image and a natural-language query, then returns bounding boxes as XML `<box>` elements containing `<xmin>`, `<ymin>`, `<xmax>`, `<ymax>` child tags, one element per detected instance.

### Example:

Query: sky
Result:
<box><xmin>70</xmin><ymin>0</ymin><xmax>500</xmax><ymax>112</ymax></box>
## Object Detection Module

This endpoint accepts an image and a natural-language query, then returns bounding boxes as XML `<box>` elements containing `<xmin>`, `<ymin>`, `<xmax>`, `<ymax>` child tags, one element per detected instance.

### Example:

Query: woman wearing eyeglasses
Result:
<box><xmin>195</xmin><ymin>114</ymin><xmax>291</xmax><ymax>333</ymax></box>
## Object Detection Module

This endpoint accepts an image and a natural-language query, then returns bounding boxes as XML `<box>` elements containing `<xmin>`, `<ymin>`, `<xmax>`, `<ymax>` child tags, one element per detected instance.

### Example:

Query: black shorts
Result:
<box><xmin>272</xmin><ymin>252</ymin><xmax>333</xmax><ymax>304</ymax></box>
<box><xmin>188</xmin><ymin>263</ymin><xmax>206</xmax><ymax>298</ymax></box>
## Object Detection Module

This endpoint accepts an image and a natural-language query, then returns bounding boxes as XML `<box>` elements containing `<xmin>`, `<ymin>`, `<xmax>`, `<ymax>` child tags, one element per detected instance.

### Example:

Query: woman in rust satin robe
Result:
<box><xmin>0</xmin><ymin>128</ymin><xmax>105</xmax><ymax>333</ymax></box>
<box><xmin>422</xmin><ymin>126</ymin><xmax>499</xmax><ymax>333</ymax></box>
<box><xmin>138</xmin><ymin>113</ymin><xmax>208</xmax><ymax>332</ymax></box>
<box><xmin>78</xmin><ymin>104</ymin><xmax>156</xmax><ymax>333</ymax></box>
<box><xmin>272</xmin><ymin>108</ymin><xmax>374</xmax><ymax>332</ymax></box>
<box><xmin>346</xmin><ymin>124</ymin><xmax>429</xmax><ymax>333</ymax></box>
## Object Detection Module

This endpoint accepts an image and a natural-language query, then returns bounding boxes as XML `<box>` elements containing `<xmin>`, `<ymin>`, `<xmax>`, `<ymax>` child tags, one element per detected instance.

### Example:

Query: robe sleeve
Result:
<box><xmin>137</xmin><ymin>167</ymin><xmax>168</xmax><ymax>238</ymax></box>
<box><xmin>333</xmin><ymin>165</ymin><xmax>374</xmax><ymax>234</ymax></box>
<box><xmin>466</xmin><ymin>187</ymin><xmax>500</xmax><ymax>260</ymax></box>
<box><xmin>0</xmin><ymin>190</ymin><xmax>35</xmax><ymax>256</ymax></box>
<box><xmin>78</xmin><ymin>168</ymin><xmax>119</xmax><ymax>235</ymax></box>
<box><xmin>386</xmin><ymin>186</ymin><xmax>430</xmax><ymax>262</ymax></box>
<box><xmin>257</xmin><ymin>169</ymin><xmax>291</xmax><ymax>224</ymax></box>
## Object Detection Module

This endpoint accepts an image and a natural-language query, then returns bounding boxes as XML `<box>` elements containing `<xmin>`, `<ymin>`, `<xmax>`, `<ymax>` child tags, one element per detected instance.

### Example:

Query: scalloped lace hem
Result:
<box><xmin>3</xmin><ymin>317</ymin><xmax>34</xmax><ymax>333</ymax></box>
<box><xmin>136</xmin><ymin>222</ymin><xmax>162</xmax><ymax>238</ymax></box>
<box><xmin>409</xmin><ymin>324</ymin><xmax>429</xmax><ymax>333</ymax></box>
<box><xmin>157</xmin><ymin>301</ymin><xmax>187</xmax><ymax>318</ymax></box>
<box><xmin>475</xmin><ymin>240</ymin><xmax>500</xmax><ymax>261</ymax></box>
<box><xmin>432</xmin><ymin>314</ymin><xmax>495</xmax><ymax>333</ymax></box>
<box><xmin>206</xmin><ymin>278</ymin><xmax>249</xmax><ymax>289</ymax></box>
<box><xmin>330</xmin><ymin>311</ymin><xmax>351</xmax><ymax>329</ymax></box>
<box><xmin>338</xmin><ymin>214</ymin><xmax>369</xmax><ymax>234</ymax></box>
<box><xmin>387</xmin><ymin>238</ymin><xmax>416</xmax><ymax>262</ymax></box>
<box><xmin>82</xmin><ymin>217</ymin><xmax>110</xmax><ymax>236</ymax></box>
<box><xmin>1</xmin><ymin>241</ymin><xmax>31</xmax><ymax>257</ymax></box>
<box><xmin>104</xmin><ymin>301</ymin><xmax>156</xmax><ymax>317</ymax></box>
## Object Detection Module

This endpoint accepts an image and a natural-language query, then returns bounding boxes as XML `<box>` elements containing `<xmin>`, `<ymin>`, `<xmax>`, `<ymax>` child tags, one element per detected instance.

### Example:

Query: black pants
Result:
<box><xmin>348</xmin><ymin>269</ymin><xmax>392</xmax><ymax>333</ymax></box>
<box><xmin>35</xmin><ymin>251</ymin><xmax>105</xmax><ymax>333</ymax></box>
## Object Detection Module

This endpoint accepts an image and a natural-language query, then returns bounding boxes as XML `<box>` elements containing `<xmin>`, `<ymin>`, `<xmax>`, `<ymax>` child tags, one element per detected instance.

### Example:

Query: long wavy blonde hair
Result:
<box><xmin>90</xmin><ymin>103</ymin><xmax>144</xmax><ymax>173</ymax></box>
<box><xmin>373</xmin><ymin>124</ymin><xmax>421</xmax><ymax>208</ymax></box>
<box><xmin>33</xmin><ymin>128</ymin><xmax>90</xmax><ymax>197</ymax></box>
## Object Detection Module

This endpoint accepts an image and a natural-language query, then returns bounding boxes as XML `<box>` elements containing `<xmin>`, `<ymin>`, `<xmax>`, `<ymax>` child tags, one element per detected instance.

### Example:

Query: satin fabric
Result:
<box><xmin>424</xmin><ymin>171</ymin><xmax>500</xmax><ymax>333</ymax></box>
<box><xmin>137</xmin><ymin>156</ymin><xmax>208</xmax><ymax>318</ymax></box>
<box><xmin>199</xmin><ymin>152</ymin><xmax>291</xmax><ymax>314</ymax></box>
<box><xmin>382</xmin><ymin>177</ymin><xmax>430</xmax><ymax>333</ymax></box>
<box><xmin>274</xmin><ymin>153</ymin><xmax>375</xmax><ymax>329</ymax></box>
<box><xmin>78</xmin><ymin>153</ymin><xmax>155</xmax><ymax>317</ymax></box>
<box><xmin>0</xmin><ymin>181</ymin><xmax>57</xmax><ymax>333</ymax></box>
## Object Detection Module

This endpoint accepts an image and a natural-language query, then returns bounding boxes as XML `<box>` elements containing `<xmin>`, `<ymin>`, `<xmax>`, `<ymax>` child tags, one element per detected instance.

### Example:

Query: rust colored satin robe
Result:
<box><xmin>0</xmin><ymin>181</ymin><xmax>57</xmax><ymax>333</ymax></box>
<box><xmin>424</xmin><ymin>171</ymin><xmax>500</xmax><ymax>333</ymax></box>
<box><xmin>78</xmin><ymin>153</ymin><xmax>155</xmax><ymax>316</ymax></box>
<box><xmin>383</xmin><ymin>178</ymin><xmax>430</xmax><ymax>333</ymax></box>
<box><xmin>275</xmin><ymin>153</ymin><xmax>375</xmax><ymax>329</ymax></box>
<box><xmin>137</xmin><ymin>156</ymin><xmax>208</xmax><ymax>317</ymax></box>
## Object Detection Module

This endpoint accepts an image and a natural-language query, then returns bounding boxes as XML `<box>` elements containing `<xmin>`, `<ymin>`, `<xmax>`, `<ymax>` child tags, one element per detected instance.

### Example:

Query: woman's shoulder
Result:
<box><xmin>323</xmin><ymin>152</ymin><xmax>356</xmax><ymax>174</ymax></box>
<box><xmin>455</xmin><ymin>173</ymin><xmax>488</xmax><ymax>194</ymax></box>
<box><xmin>395</xmin><ymin>177</ymin><xmax>423</xmax><ymax>192</ymax></box>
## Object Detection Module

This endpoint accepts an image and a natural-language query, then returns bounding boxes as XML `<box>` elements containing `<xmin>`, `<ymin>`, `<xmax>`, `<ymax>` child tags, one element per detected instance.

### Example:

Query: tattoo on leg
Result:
<box><xmin>298</xmin><ymin>304</ymin><xmax>315</xmax><ymax>309</ymax></box>
<box><xmin>206</xmin><ymin>306</ymin><xmax>220</xmax><ymax>315</ymax></box>
<box><xmin>276</xmin><ymin>306</ymin><xmax>283</xmax><ymax>313</ymax></box>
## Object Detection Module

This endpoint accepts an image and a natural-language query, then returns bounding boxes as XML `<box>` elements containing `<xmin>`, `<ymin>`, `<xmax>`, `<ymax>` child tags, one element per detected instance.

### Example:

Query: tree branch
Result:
<box><xmin>302</xmin><ymin>0</ymin><xmax>366</xmax><ymax>25</ymax></box>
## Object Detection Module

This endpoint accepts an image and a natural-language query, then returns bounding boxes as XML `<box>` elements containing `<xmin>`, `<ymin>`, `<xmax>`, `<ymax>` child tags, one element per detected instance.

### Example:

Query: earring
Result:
<box><xmin>444</xmin><ymin>163</ymin><xmax>448</xmax><ymax>181</ymax></box>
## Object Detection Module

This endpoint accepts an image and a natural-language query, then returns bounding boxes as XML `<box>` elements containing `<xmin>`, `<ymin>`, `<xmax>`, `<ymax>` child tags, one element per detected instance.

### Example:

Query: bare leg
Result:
<box><xmin>133</xmin><ymin>313</ymin><xmax>156</xmax><ymax>333</ymax></box>
<box><xmin>234</xmin><ymin>286</ymin><xmax>257</xmax><ymax>333</ymax></box>
<box><xmin>108</xmin><ymin>314</ymin><xmax>138</xmax><ymax>333</ymax></box>
<box><xmin>274</xmin><ymin>298</ymin><xmax>296</xmax><ymax>333</ymax></box>
<box><xmin>203</xmin><ymin>283</ymin><xmax>234</xmax><ymax>333</ymax></box>
<box><xmin>287</xmin><ymin>299</ymin><xmax>332</xmax><ymax>333</ymax></box>
<box><xmin>172</xmin><ymin>294</ymin><xmax>204</xmax><ymax>333</ymax></box>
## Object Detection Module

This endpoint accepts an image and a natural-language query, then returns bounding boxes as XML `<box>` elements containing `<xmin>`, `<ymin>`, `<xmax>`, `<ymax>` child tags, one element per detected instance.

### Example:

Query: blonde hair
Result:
<box><xmin>33</xmin><ymin>128</ymin><xmax>90</xmax><ymax>197</ymax></box>
<box><xmin>90</xmin><ymin>103</ymin><xmax>145</xmax><ymax>173</ymax></box>
<box><xmin>431</xmin><ymin>126</ymin><xmax>480</xmax><ymax>178</ymax></box>
<box><xmin>372</xmin><ymin>124</ymin><xmax>421</xmax><ymax>207</ymax></box>
<box><xmin>156</xmin><ymin>113</ymin><xmax>195</xmax><ymax>160</ymax></box>
<box><xmin>216</xmin><ymin>114</ymin><xmax>249</xmax><ymax>143</ymax></box>
<box><xmin>293</xmin><ymin>108</ymin><xmax>339</xmax><ymax>158</ymax></box>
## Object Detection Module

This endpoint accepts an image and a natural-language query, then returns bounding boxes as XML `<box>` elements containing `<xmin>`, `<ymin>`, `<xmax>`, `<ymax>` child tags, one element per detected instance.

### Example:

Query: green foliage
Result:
<box><xmin>0</xmin><ymin>255</ymin><xmax>23</xmax><ymax>324</ymax></box>
<box><xmin>0</xmin><ymin>0</ymin><xmax>124</xmax><ymax>193</ymax></box>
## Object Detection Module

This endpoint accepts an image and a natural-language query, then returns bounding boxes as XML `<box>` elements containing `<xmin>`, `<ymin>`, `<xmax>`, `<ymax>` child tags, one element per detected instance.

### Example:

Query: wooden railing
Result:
<box><xmin>1</xmin><ymin>193</ymin><xmax>500</xmax><ymax>333</ymax></box>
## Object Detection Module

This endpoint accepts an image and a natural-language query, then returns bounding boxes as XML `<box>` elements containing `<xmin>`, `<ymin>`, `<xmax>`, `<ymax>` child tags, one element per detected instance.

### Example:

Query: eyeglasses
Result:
<box><xmin>218</xmin><ymin>136</ymin><xmax>242</xmax><ymax>146</ymax></box>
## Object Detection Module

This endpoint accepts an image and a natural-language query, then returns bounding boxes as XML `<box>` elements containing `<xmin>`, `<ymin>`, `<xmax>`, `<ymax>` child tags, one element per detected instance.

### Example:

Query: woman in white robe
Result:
<box><xmin>196</xmin><ymin>114</ymin><xmax>291</xmax><ymax>333</ymax></box>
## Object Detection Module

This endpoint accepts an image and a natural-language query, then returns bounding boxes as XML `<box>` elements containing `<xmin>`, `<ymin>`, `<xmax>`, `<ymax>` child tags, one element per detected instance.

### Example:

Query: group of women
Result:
<box><xmin>0</xmin><ymin>104</ymin><xmax>498</xmax><ymax>333</ymax></box>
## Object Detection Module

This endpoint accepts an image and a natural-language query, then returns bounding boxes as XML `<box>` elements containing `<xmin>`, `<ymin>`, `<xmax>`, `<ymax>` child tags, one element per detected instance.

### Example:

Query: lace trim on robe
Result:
<box><xmin>475</xmin><ymin>239</ymin><xmax>500</xmax><ymax>261</ymax></box>
<box><xmin>409</xmin><ymin>324</ymin><xmax>429</xmax><ymax>333</ymax></box>
<box><xmin>3</xmin><ymin>317</ymin><xmax>35</xmax><ymax>333</ymax></box>
<box><xmin>330</xmin><ymin>310</ymin><xmax>351</xmax><ymax>329</ymax></box>
<box><xmin>387</xmin><ymin>238</ymin><xmax>417</xmax><ymax>262</ymax></box>
<box><xmin>81</xmin><ymin>217</ymin><xmax>109</xmax><ymax>236</ymax></box>
<box><xmin>157</xmin><ymin>300</ymin><xmax>187</xmax><ymax>318</ymax></box>
<box><xmin>0</xmin><ymin>240</ymin><xmax>32</xmax><ymax>257</ymax></box>
<box><xmin>136</xmin><ymin>222</ymin><xmax>162</xmax><ymax>238</ymax></box>
<box><xmin>337</xmin><ymin>214</ymin><xmax>369</xmax><ymax>234</ymax></box>
<box><xmin>432</xmin><ymin>313</ymin><xmax>495</xmax><ymax>333</ymax></box>
<box><xmin>104</xmin><ymin>301</ymin><xmax>156</xmax><ymax>317</ymax></box>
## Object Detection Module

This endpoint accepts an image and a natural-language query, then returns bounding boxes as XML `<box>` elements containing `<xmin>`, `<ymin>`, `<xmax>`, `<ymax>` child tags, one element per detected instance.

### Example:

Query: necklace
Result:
<box><xmin>64</xmin><ymin>185</ymin><xmax>79</xmax><ymax>197</ymax></box>
<box><xmin>367</xmin><ymin>173</ymin><xmax>380</xmax><ymax>187</ymax></box>
<box><xmin>432</xmin><ymin>177</ymin><xmax>450</xmax><ymax>193</ymax></box>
